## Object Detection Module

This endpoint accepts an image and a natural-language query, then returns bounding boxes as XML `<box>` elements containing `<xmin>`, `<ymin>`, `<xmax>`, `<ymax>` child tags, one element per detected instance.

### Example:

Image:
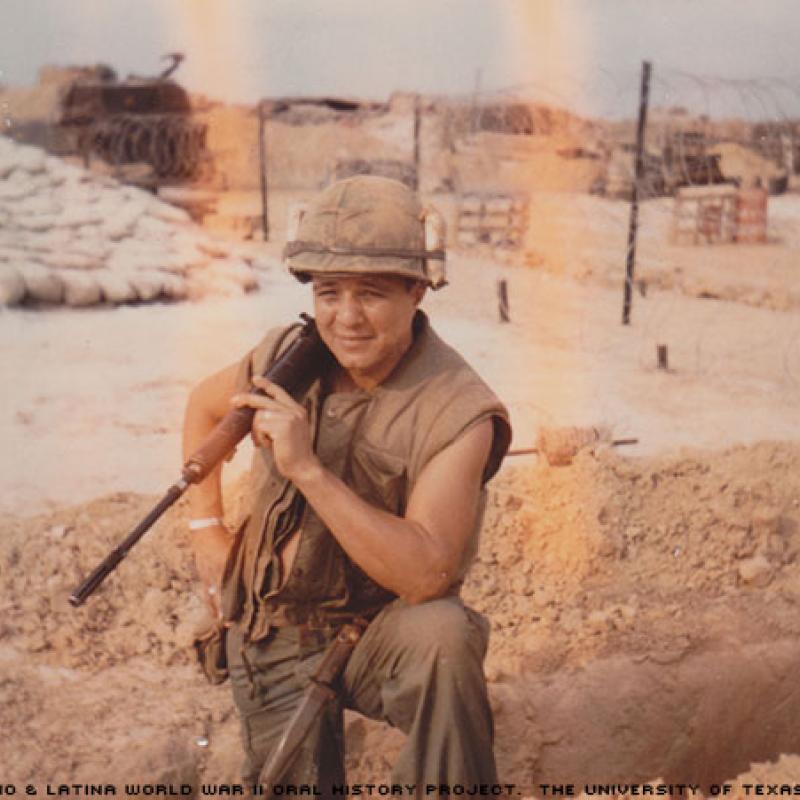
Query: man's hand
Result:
<box><xmin>192</xmin><ymin>523</ymin><xmax>234</xmax><ymax>619</ymax></box>
<box><xmin>231</xmin><ymin>377</ymin><xmax>322</xmax><ymax>483</ymax></box>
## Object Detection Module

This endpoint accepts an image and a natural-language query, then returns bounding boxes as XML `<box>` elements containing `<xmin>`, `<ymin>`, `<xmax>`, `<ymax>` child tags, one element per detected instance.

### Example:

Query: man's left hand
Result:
<box><xmin>231</xmin><ymin>377</ymin><xmax>320</xmax><ymax>482</ymax></box>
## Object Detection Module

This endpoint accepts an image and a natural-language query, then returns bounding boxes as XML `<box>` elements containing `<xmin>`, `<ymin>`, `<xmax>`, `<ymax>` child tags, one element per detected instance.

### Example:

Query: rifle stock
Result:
<box><xmin>69</xmin><ymin>314</ymin><xmax>333</xmax><ymax>607</ymax></box>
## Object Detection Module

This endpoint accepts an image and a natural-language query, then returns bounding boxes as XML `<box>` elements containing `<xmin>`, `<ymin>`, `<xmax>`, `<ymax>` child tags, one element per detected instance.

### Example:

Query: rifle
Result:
<box><xmin>69</xmin><ymin>314</ymin><xmax>334</xmax><ymax>607</ymax></box>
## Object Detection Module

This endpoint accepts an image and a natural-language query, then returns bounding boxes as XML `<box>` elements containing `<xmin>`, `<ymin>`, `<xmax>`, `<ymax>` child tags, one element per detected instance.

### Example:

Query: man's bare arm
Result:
<box><xmin>296</xmin><ymin>420</ymin><xmax>493</xmax><ymax>605</ymax></box>
<box><xmin>183</xmin><ymin>362</ymin><xmax>243</xmax><ymax>514</ymax></box>
<box><xmin>182</xmin><ymin>361</ymin><xmax>242</xmax><ymax>610</ymax></box>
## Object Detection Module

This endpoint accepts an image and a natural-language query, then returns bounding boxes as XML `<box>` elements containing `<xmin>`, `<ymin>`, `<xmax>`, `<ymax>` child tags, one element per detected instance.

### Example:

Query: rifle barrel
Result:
<box><xmin>69</xmin><ymin>478</ymin><xmax>188</xmax><ymax>606</ymax></box>
<box><xmin>69</xmin><ymin>315</ymin><xmax>333</xmax><ymax>607</ymax></box>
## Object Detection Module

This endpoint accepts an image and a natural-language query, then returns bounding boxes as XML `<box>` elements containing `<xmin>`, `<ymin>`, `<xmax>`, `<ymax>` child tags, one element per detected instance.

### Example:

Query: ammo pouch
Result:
<box><xmin>193</xmin><ymin>622</ymin><xmax>229</xmax><ymax>685</ymax></box>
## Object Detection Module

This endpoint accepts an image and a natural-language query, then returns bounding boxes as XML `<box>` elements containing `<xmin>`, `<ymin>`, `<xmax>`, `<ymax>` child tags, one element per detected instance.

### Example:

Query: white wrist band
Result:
<box><xmin>188</xmin><ymin>517</ymin><xmax>223</xmax><ymax>531</ymax></box>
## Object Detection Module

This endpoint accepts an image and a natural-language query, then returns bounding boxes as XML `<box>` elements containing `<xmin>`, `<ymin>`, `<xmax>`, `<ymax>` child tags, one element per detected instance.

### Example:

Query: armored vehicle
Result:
<box><xmin>57</xmin><ymin>56</ymin><xmax>211</xmax><ymax>183</ymax></box>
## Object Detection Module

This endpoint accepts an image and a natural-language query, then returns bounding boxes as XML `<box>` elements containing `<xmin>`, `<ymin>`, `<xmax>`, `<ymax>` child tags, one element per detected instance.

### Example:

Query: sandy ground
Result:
<box><xmin>2</xmin><ymin>190</ymin><xmax>800</xmax><ymax>791</ymax></box>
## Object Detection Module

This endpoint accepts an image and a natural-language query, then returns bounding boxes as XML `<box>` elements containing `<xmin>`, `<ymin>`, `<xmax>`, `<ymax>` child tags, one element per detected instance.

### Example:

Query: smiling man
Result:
<box><xmin>183</xmin><ymin>175</ymin><xmax>511</xmax><ymax>796</ymax></box>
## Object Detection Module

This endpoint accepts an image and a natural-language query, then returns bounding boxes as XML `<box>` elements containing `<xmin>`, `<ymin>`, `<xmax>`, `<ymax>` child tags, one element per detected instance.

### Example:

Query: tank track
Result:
<box><xmin>82</xmin><ymin>114</ymin><xmax>209</xmax><ymax>179</ymax></box>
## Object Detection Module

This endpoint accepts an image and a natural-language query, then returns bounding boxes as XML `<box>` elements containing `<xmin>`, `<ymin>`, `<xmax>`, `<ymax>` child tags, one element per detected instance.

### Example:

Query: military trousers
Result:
<box><xmin>226</xmin><ymin>596</ymin><xmax>498</xmax><ymax>798</ymax></box>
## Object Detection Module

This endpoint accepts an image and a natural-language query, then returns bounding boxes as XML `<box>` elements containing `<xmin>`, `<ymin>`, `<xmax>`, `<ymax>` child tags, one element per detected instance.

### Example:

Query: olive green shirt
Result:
<box><xmin>221</xmin><ymin>312</ymin><xmax>511</xmax><ymax>642</ymax></box>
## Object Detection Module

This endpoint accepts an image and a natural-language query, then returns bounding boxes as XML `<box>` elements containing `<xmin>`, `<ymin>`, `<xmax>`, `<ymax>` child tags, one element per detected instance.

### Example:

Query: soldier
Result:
<box><xmin>183</xmin><ymin>175</ymin><xmax>511</xmax><ymax>795</ymax></box>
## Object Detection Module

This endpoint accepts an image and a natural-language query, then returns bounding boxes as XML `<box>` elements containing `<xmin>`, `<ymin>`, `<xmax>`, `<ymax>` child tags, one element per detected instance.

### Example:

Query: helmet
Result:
<box><xmin>284</xmin><ymin>175</ymin><xmax>446</xmax><ymax>289</ymax></box>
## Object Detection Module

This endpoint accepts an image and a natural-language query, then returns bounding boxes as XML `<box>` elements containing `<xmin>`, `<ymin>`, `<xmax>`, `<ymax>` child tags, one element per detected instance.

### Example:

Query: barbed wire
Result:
<box><xmin>446</xmin><ymin>65</ymin><xmax>800</xmax><ymax>411</ymax></box>
<box><xmin>460</xmin><ymin>67</ymin><xmax>800</xmax><ymax>127</ymax></box>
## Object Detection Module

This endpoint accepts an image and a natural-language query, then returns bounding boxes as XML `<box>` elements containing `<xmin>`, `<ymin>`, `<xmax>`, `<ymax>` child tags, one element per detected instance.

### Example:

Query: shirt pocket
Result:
<box><xmin>349</xmin><ymin>442</ymin><xmax>408</xmax><ymax>516</ymax></box>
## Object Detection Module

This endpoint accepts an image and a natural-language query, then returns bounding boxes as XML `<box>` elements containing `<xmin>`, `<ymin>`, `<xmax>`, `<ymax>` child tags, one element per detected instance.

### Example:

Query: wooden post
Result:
<box><xmin>258</xmin><ymin>101</ymin><xmax>270</xmax><ymax>241</ymax></box>
<box><xmin>657</xmin><ymin>344</ymin><xmax>668</xmax><ymax>370</ymax></box>
<box><xmin>498</xmin><ymin>279</ymin><xmax>510</xmax><ymax>322</ymax></box>
<box><xmin>622</xmin><ymin>61</ymin><xmax>652</xmax><ymax>325</ymax></box>
<box><xmin>412</xmin><ymin>94</ymin><xmax>421</xmax><ymax>191</ymax></box>
<box><xmin>470</xmin><ymin>68</ymin><xmax>482</xmax><ymax>135</ymax></box>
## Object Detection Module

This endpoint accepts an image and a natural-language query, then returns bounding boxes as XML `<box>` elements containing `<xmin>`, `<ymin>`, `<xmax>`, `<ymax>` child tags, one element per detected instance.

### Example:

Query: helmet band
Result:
<box><xmin>284</xmin><ymin>241</ymin><xmax>445</xmax><ymax>261</ymax></box>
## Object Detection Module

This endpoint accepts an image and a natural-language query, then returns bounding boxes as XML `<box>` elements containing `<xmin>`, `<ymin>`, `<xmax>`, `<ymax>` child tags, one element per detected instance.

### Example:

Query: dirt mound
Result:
<box><xmin>728</xmin><ymin>754</ymin><xmax>800</xmax><ymax>795</ymax></box>
<box><xmin>0</xmin><ymin>491</ymin><xmax>203</xmax><ymax>670</ymax></box>
<box><xmin>711</xmin><ymin>142</ymin><xmax>786</xmax><ymax>186</ymax></box>
<box><xmin>2</xmin><ymin>443</ymin><xmax>800</xmax><ymax>789</ymax></box>
<box><xmin>461</xmin><ymin>442</ymin><xmax>800</xmax><ymax>788</ymax></box>
<box><xmin>453</xmin><ymin>132</ymin><xmax>604</xmax><ymax>195</ymax></box>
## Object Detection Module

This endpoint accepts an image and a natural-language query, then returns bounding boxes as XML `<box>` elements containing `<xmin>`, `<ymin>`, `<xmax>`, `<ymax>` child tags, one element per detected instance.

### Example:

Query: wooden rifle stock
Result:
<box><xmin>69</xmin><ymin>314</ymin><xmax>333</xmax><ymax>607</ymax></box>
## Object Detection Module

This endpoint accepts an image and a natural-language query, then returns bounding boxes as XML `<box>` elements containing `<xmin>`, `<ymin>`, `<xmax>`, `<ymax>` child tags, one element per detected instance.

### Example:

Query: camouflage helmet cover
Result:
<box><xmin>284</xmin><ymin>175</ymin><xmax>446</xmax><ymax>288</ymax></box>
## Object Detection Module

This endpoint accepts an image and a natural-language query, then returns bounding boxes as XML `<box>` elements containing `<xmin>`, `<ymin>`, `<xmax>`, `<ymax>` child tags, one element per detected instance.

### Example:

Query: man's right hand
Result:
<box><xmin>192</xmin><ymin>523</ymin><xmax>235</xmax><ymax>620</ymax></box>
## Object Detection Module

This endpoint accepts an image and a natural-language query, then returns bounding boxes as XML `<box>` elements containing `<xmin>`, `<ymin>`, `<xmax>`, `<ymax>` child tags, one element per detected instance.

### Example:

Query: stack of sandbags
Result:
<box><xmin>0</xmin><ymin>136</ymin><xmax>273</xmax><ymax>308</ymax></box>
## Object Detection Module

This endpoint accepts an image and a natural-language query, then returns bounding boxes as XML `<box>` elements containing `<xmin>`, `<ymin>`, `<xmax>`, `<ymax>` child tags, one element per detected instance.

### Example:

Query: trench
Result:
<box><xmin>492</xmin><ymin>638</ymin><xmax>800</xmax><ymax>791</ymax></box>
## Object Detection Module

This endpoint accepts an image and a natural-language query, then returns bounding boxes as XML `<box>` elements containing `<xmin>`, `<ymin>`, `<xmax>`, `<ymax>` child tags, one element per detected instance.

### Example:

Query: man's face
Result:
<box><xmin>312</xmin><ymin>274</ymin><xmax>425</xmax><ymax>389</ymax></box>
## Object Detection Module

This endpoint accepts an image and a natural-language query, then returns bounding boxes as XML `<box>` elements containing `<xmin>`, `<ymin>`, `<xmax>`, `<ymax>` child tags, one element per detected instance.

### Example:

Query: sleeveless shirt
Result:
<box><xmin>220</xmin><ymin>311</ymin><xmax>511</xmax><ymax>642</ymax></box>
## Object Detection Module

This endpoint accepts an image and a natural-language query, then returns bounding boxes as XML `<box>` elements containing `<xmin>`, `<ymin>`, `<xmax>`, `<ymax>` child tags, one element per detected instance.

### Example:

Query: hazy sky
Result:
<box><xmin>2</xmin><ymin>0</ymin><xmax>799</xmax><ymax>119</ymax></box>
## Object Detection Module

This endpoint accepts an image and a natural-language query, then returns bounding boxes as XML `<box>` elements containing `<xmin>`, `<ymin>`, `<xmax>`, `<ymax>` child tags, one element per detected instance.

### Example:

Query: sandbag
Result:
<box><xmin>130</xmin><ymin>270</ymin><xmax>164</xmax><ymax>302</ymax></box>
<box><xmin>95</xmin><ymin>270</ymin><xmax>137</xmax><ymax>305</ymax></box>
<box><xmin>18</xmin><ymin>263</ymin><xmax>64</xmax><ymax>304</ymax></box>
<box><xmin>61</xmin><ymin>270</ymin><xmax>102</xmax><ymax>307</ymax></box>
<box><xmin>161</xmin><ymin>273</ymin><xmax>188</xmax><ymax>301</ymax></box>
<box><xmin>0</xmin><ymin>266</ymin><xmax>26</xmax><ymax>306</ymax></box>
